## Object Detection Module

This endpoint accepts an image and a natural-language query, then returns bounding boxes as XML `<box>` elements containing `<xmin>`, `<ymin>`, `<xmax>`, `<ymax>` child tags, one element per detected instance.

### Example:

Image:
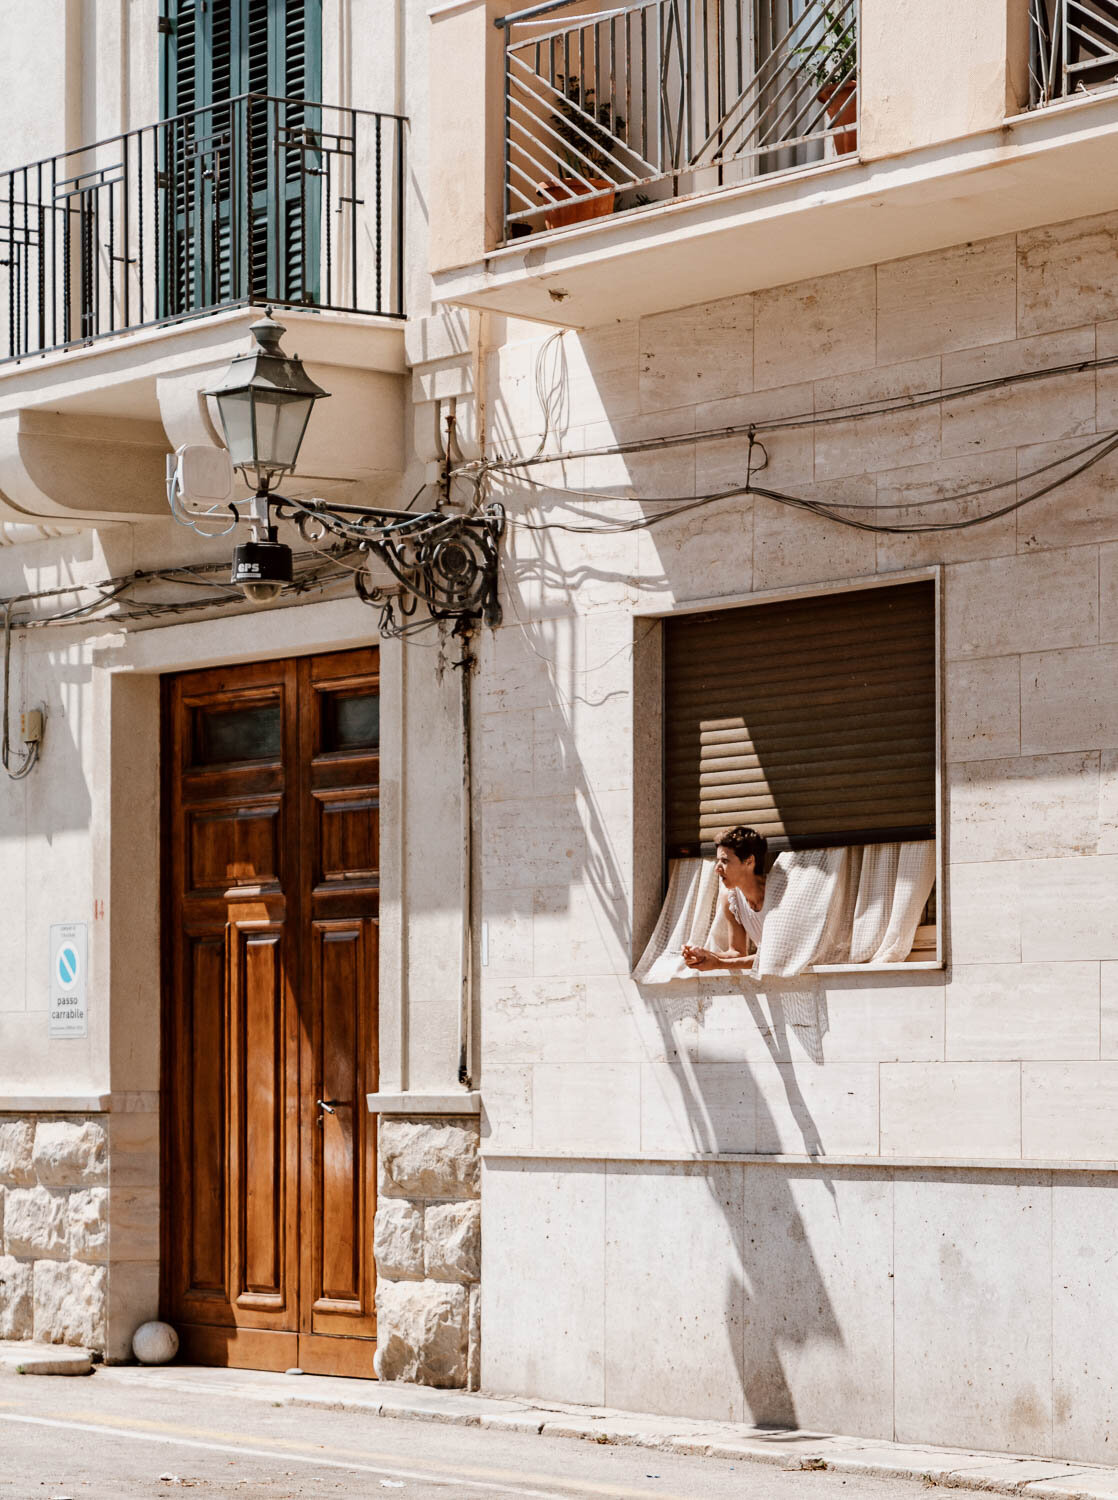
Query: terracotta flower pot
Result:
<box><xmin>536</xmin><ymin>177</ymin><xmax>616</xmax><ymax>230</ymax></box>
<box><xmin>818</xmin><ymin>80</ymin><xmax>857</xmax><ymax>156</ymax></box>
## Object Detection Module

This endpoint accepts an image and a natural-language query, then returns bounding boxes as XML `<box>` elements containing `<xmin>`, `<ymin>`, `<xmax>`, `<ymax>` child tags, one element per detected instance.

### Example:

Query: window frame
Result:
<box><xmin>631</xmin><ymin>565</ymin><xmax>944</xmax><ymax>975</ymax></box>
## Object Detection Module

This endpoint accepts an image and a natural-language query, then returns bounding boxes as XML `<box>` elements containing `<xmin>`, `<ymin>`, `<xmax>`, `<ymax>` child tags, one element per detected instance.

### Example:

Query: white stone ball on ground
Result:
<box><xmin>132</xmin><ymin>1321</ymin><xmax>179</xmax><ymax>1365</ymax></box>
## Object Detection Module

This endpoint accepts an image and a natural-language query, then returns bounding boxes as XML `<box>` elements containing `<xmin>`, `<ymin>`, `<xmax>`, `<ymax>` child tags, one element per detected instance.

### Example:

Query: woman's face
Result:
<box><xmin>715</xmin><ymin>845</ymin><xmax>753</xmax><ymax>889</ymax></box>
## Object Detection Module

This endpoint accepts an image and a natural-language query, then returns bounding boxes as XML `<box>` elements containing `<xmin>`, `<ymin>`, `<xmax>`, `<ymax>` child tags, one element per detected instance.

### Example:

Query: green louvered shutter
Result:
<box><xmin>160</xmin><ymin>0</ymin><xmax>321</xmax><ymax>315</ymax></box>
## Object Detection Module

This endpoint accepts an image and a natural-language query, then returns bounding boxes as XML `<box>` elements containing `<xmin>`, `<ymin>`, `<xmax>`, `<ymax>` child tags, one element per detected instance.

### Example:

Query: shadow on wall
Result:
<box><xmin>1</xmin><ymin>635</ymin><xmax>93</xmax><ymax>836</ymax></box>
<box><xmin>480</xmin><ymin>322</ymin><xmax>852</xmax><ymax>1429</ymax></box>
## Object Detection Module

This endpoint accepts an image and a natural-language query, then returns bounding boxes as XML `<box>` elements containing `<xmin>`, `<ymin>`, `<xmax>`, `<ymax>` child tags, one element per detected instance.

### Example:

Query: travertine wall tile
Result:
<box><xmin>532</xmin><ymin>1063</ymin><xmax>641</xmax><ymax>1153</ymax></box>
<box><xmin>739</xmin><ymin>1169</ymin><xmax>894</xmax><ymax>1438</ymax></box>
<box><xmin>948</xmin><ymin>752</ymin><xmax>1100</xmax><ymax>862</ymax></box>
<box><xmin>481</xmin><ymin>888</ymin><xmax>533</xmax><ymax>979</ymax></box>
<box><xmin>1022</xmin><ymin>1063</ymin><xmax>1118</xmax><ymax>1158</ymax></box>
<box><xmin>479</xmin><ymin>1065</ymin><xmax>533</xmax><ymax>1151</ymax></box>
<box><xmin>754</xmin><ymin>267</ymin><xmax>876</xmax><ymax>390</ymax></box>
<box><xmin>945</xmin><ymin>548</ymin><xmax>1098</xmax><ymax>660</ymax></box>
<box><xmin>877</xmin><ymin>236</ymin><xmax>1017</xmax><ymax>363</ymax></box>
<box><xmin>1020</xmin><ymin>855</ymin><xmax>1118</xmax><ymax>961</ymax></box>
<box><xmin>1017</xmin><ymin>439</ymin><xmax>1118</xmax><ymax>553</ymax></box>
<box><xmin>480</xmin><ymin>798</ymin><xmax>585</xmax><ymax>891</ymax></box>
<box><xmin>532</xmin><ymin>883</ymin><xmax>631</xmax><ymax>979</ymax></box>
<box><xmin>1022</xmin><ymin>645</ymin><xmax>1118</xmax><ymax>755</ymax></box>
<box><xmin>941</xmin><ymin>328</ymin><xmax>1096</xmax><ymax>456</ymax></box>
<box><xmin>581</xmin><ymin>408</ymin><xmax>697</xmax><ymax>500</ymax></box>
<box><xmin>1097</xmin><ymin>319</ymin><xmax>1118</xmax><ymax>430</ymax></box>
<box><xmin>639</xmin><ymin>296</ymin><xmax>754</xmax><ymax>411</ymax></box>
<box><xmin>693</xmin><ymin>383</ymin><xmax>815</xmax><ymax>489</ymax></box>
<box><xmin>752</xmin><ymin>486</ymin><xmax>877</xmax><ymax>590</ymax></box>
<box><xmin>481</xmin><ymin>1160</ymin><xmax>606</xmax><ymax>1404</ymax></box>
<box><xmin>876</xmin><ymin>452</ymin><xmax>1018</xmax><ymax>570</ymax></box>
<box><xmin>1018</xmin><ymin>212</ymin><xmax>1118</xmax><ymax>336</ymax></box>
<box><xmin>563</xmin><ymin>321</ymin><xmax>640</xmax><ymax>424</ymax></box>
<box><xmin>476</xmin><ymin>712</ymin><xmax>533</xmax><ymax>803</ymax></box>
<box><xmin>604</xmin><ymin>1163</ymin><xmax>746</xmax><ymax>1422</ymax></box>
<box><xmin>639</xmin><ymin>1062</ymin><xmax>756</xmax><ymax>1154</ymax></box>
<box><xmin>946</xmin><ymin>963</ymin><xmax>1100</xmax><ymax>1061</ymax></box>
<box><xmin>1102</xmin><ymin>964</ymin><xmax>1118</xmax><ymax>1058</ymax></box>
<box><xmin>946</xmin><ymin>860</ymin><xmax>1022</xmax><ymax>965</ymax></box>
<box><xmin>945</xmin><ymin>657</ymin><xmax>1021</xmax><ymax>762</ymax></box>
<box><xmin>817</xmin><ymin>974</ymin><xmax>945</xmax><ymax>1062</ymax></box>
<box><xmin>753</xmin><ymin>1060</ymin><xmax>879</xmax><ymax>1156</ymax></box>
<box><xmin>893</xmin><ymin>1175</ymin><xmax>1051</xmax><ymax>1451</ymax></box>
<box><xmin>1052</xmin><ymin>1174</ymin><xmax>1118</xmax><ymax>1462</ymax></box>
<box><xmin>108</xmin><ymin>1187</ymin><xmax>160</xmax><ymax>1262</ymax></box>
<box><xmin>814</xmin><ymin>402</ymin><xmax>941</xmax><ymax>482</ymax></box>
<box><xmin>1101</xmin><ymin>749</ymin><xmax>1118</xmax><ymax>855</ymax></box>
<box><xmin>637</xmin><ymin>491</ymin><xmax>754</xmax><ymax>604</ymax></box>
<box><xmin>881</xmin><ymin>1063</ymin><xmax>1021</xmax><ymax>1157</ymax></box>
<box><xmin>1102</xmin><ymin>542</ymin><xmax>1118</xmax><ymax>643</ymax></box>
<box><xmin>482</xmin><ymin>978</ymin><xmax>587</xmax><ymax>1066</ymax></box>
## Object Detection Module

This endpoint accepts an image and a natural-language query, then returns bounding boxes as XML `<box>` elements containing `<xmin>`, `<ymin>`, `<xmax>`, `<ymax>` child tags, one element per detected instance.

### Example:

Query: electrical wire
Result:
<box><xmin>2</xmin><ymin>603</ymin><xmax>39</xmax><ymax>780</ymax></box>
<box><xmin>471</xmin><ymin>348</ymin><xmax>1118</xmax><ymax>474</ymax></box>
<box><xmin>488</xmin><ymin>426</ymin><xmax>1118</xmax><ymax>537</ymax></box>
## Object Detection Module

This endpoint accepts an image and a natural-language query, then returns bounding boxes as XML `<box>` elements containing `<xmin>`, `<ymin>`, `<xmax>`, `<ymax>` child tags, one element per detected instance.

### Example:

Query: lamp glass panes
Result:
<box><xmin>207</xmin><ymin>315</ymin><xmax>328</xmax><ymax>492</ymax></box>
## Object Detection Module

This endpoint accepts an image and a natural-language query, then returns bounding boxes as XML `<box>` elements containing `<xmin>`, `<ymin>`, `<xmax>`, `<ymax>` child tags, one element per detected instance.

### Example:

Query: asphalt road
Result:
<box><xmin>0</xmin><ymin>1370</ymin><xmax>926</xmax><ymax>1500</ymax></box>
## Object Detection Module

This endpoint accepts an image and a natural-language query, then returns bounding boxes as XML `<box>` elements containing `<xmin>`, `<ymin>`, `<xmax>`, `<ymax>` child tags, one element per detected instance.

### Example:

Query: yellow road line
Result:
<box><xmin>0</xmin><ymin>1402</ymin><xmax>695</xmax><ymax>1500</ymax></box>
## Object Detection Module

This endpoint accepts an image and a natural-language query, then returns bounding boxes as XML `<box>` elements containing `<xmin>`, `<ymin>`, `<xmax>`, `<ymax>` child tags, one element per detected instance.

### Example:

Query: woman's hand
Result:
<box><xmin>682</xmin><ymin>944</ymin><xmax>725</xmax><ymax>972</ymax></box>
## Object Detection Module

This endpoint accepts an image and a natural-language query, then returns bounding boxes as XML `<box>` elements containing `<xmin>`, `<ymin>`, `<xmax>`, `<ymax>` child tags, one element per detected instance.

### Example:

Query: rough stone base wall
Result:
<box><xmin>0</xmin><ymin>1115</ymin><xmax>107</xmax><ymax>1348</ymax></box>
<box><xmin>373</xmin><ymin>1117</ymin><xmax>480</xmax><ymax>1389</ymax></box>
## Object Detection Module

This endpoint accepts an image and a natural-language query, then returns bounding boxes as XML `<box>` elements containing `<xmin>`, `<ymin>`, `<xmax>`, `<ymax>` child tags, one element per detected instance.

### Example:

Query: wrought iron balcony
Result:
<box><xmin>1030</xmin><ymin>0</ymin><xmax>1118</xmax><ymax>104</ymax></box>
<box><xmin>0</xmin><ymin>94</ymin><xmax>405</xmax><ymax>366</ymax></box>
<box><xmin>498</xmin><ymin>0</ymin><xmax>857</xmax><ymax>240</ymax></box>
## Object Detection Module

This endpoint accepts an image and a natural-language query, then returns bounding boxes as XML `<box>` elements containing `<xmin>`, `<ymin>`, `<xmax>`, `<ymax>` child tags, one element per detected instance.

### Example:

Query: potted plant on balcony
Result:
<box><xmin>536</xmin><ymin>75</ymin><xmax>624</xmax><ymax>230</ymax></box>
<box><xmin>800</xmin><ymin>4</ymin><xmax>858</xmax><ymax>156</ymax></box>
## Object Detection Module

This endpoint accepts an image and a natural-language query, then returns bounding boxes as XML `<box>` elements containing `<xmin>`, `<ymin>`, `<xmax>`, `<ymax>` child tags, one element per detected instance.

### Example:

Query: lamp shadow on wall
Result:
<box><xmin>481</xmin><ymin>327</ymin><xmax>849</xmax><ymax>1432</ymax></box>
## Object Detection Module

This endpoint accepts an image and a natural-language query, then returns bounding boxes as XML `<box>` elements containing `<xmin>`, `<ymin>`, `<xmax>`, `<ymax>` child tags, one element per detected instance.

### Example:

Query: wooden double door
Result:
<box><xmin>162</xmin><ymin>649</ymin><xmax>379</xmax><ymax>1376</ymax></box>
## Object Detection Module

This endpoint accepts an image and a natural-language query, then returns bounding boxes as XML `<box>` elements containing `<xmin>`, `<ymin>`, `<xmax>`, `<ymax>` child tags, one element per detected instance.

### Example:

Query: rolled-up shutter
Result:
<box><xmin>665</xmin><ymin>580</ymin><xmax>936</xmax><ymax>853</ymax></box>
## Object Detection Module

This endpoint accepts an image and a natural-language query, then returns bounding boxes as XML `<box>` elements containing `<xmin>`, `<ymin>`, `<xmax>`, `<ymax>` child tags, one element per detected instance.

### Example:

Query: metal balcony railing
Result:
<box><xmin>1030</xmin><ymin>0</ymin><xmax>1118</xmax><ymax>104</ymax></box>
<box><xmin>0</xmin><ymin>94</ymin><xmax>405</xmax><ymax>365</ymax></box>
<box><xmin>498</xmin><ymin>0</ymin><xmax>857</xmax><ymax>239</ymax></box>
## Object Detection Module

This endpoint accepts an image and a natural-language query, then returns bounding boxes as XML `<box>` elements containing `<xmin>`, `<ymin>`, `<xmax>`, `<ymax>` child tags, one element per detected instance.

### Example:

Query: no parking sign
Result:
<box><xmin>48</xmin><ymin>923</ymin><xmax>87</xmax><ymax>1038</ymax></box>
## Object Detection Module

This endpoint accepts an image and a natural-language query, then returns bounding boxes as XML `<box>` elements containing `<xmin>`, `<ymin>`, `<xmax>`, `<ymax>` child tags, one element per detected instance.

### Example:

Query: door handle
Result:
<box><xmin>316</xmin><ymin>1098</ymin><xmax>348</xmax><ymax>1116</ymax></box>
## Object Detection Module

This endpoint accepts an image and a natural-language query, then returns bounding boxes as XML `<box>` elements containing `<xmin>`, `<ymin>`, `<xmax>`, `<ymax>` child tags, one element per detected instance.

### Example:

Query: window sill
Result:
<box><xmin>810</xmin><ymin>959</ymin><xmax>943</xmax><ymax>973</ymax></box>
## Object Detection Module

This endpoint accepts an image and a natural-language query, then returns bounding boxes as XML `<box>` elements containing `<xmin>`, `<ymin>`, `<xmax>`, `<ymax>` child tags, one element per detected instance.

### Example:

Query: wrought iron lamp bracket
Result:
<box><xmin>269</xmin><ymin>495</ymin><xmax>505</xmax><ymax>634</ymax></box>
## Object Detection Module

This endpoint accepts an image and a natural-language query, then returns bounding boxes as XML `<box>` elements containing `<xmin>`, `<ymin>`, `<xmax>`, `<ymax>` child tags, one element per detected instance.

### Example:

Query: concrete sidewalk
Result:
<box><xmin>95</xmin><ymin>1363</ymin><xmax>1118</xmax><ymax>1500</ymax></box>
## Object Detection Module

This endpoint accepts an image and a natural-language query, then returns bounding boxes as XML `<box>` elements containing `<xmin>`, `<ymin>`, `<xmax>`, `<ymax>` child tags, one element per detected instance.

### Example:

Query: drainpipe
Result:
<box><xmin>456</xmin><ymin>624</ymin><xmax>476</xmax><ymax>1089</ymax></box>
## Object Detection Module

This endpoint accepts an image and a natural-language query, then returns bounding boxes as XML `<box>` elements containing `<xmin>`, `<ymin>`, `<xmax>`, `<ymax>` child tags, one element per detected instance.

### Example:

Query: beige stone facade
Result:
<box><xmin>373</xmin><ymin>1117</ymin><xmax>482</xmax><ymax>1388</ymax></box>
<box><xmin>0</xmin><ymin>0</ymin><xmax>1115</xmax><ymax>1469</ymax></box>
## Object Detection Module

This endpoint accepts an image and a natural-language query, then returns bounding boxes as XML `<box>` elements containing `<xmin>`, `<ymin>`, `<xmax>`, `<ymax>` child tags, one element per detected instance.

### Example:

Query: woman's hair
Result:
<box><xmin>716</xmin><ymin>825</ymin><xmax>768</xmax><ymax>871</ymax></box>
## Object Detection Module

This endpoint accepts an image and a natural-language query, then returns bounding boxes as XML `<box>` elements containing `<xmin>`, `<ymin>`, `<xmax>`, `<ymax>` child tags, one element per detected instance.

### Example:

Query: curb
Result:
<box><xmin>0</xmin><ymin>1343</ymin><xmax>93</xmax><ymax>1376</ymax></box>
<box><xmin>90</xmin><ymin>1366</ymin><xmax>1118</xmax><ymax>1500</ymax></box>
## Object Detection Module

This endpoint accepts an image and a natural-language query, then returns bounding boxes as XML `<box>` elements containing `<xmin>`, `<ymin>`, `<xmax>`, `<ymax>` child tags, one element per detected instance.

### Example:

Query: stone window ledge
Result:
<box><xmin>0</xmin><ymin>1095</ymin><xmax>110</xmax><ymax>1114</ymax></box>
<box><xmin>366</xmin><ymin>1091</ymin><xmax>480</xmax><ymax>1115</ymax></box>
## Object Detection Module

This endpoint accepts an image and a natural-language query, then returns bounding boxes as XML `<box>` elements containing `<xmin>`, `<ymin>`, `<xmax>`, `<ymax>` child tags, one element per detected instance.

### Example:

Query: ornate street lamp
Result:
<box><xmin>206</xmin><ymin>312</ymin><xmax>329</xmax><ymax>602</ymax></box>
<box><xmin>192</xmin><ymin>309</ymin><xmax>503</xmax><ymax>627</ymax></box>
<box><xmin>208</xmin><ymin>312</ymin><xmax>330</xmax><ymax>496</ymax></box>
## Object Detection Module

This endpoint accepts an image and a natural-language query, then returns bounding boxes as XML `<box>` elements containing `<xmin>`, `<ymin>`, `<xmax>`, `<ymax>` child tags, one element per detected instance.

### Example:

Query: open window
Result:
<box><xmin>635</xmin><ymin>576</ymin><xmax>941</xmax><ymax>980</ymax></box>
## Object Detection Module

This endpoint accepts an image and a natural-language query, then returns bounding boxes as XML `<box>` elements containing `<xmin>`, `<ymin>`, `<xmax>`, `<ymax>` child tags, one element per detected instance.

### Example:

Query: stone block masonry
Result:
<box><xmin>0</xmin><ymin>1114</ymin><xmax>106</xmax><ymax>1347</ymax></box>
<box><xmin>374</xmin><ymin>1117</ymin><xmax>481</xmax><ymax>1389</ymax></box>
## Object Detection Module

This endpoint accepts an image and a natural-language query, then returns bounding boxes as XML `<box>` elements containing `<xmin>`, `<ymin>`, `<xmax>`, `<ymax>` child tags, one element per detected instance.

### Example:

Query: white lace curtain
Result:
<box><xmin>634</xmin><ymin>842</ymin><xmax>936</xmax><ymax>984</ymax></box>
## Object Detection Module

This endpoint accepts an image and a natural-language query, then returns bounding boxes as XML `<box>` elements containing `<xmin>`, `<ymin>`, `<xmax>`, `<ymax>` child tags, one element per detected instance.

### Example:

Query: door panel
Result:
<box><xmin>186</xmin><ymin>933</ymin><xmax>227</xmax><ymax>1295</ymax></box>
<box><xmin>163</xmin><ymin>649</ymin><xmax>379</xmax><ymax>1374</ymax></box>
